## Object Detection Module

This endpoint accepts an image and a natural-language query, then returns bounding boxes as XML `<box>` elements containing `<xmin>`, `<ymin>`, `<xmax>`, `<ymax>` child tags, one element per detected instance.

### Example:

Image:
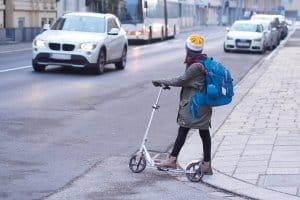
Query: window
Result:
<box><xmin>18</xmin><ymin>17</ymin><xmax>25</xmax><ymax>28</ymax></box>
<box><xmin>41</xmin><ymin>18</ymin><xmax>47</xmax><ymax>27</ymax></box>
<box><xmin>48</xmin><ymin>18</ymin><xmax>54</xmax><ymax>25</ymax></box>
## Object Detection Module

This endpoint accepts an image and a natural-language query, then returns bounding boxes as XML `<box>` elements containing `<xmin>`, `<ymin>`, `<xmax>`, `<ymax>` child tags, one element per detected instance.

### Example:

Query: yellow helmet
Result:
<box><xmin>186</xmin><ymin>34</ymin><xmax>204</xmax><ymax>52</ymax></box>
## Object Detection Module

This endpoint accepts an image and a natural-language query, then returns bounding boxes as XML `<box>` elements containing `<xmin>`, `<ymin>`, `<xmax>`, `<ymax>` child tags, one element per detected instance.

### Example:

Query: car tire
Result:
<box><xmin>115</xmin><ymin>47</ymin><xmax>127</xmax><ymax>70</ymax></box>
<box><xmin>95</xmin><ymin>49</ymin><xmax>106</xmax><ymax>75</ymax></box>
<box><xmin>148</xmin><ymin>27</ymin><xmax>152</xmax><ymax>44</ymax></box>
<box><xmin>170</xmin><ymin>25</ymin><xmax>176</xmax><ymax>39</ymax></box>
<box><xmin>260</xmin><ymin>45</ymin><xmax>266</xmax><ymax>54</ymax></box>
<box><xmin>223</xmin><ymin>44</ymin><xmax>229</xmax><ymax>53</ymax></box>
<box><xmin>161</xmin><ymin>27</ymin><xmax>164</xmax><ymax>41</ymax></box>
<box><xmin>268</xmin><ymin>43</ymin><xmax>273</xmax><ymax>50</ymax></box>
<box><xmin>33</xmin><ymin>63</ymin><xmax>46</xmax><ymax>72</ymax></box>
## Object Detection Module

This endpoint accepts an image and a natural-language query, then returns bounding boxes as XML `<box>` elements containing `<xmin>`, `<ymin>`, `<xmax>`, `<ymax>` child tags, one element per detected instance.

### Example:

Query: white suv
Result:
<box><xmin>32</xmin><ymin>12</ymin><xmax>128</xmax><ymax>74</ymax></box>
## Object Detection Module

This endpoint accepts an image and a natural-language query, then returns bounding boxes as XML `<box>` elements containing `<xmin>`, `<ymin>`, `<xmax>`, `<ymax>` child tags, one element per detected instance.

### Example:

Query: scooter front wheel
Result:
<box><xmin>185</xmin><ymin>162</ymin><xmax>204</xmax><ymax>182</ymax></box>
<box><xmin>129</xmin><ymin>154</ymin><xmax>147</xmax><ymax>173</ymax></box>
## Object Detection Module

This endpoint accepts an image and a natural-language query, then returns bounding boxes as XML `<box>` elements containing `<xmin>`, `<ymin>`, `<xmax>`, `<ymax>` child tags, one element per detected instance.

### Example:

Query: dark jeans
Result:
<box><xmin>170</xmin><ymin>126</ymin><xmax>211</xmax><ymax>162</ymax></box>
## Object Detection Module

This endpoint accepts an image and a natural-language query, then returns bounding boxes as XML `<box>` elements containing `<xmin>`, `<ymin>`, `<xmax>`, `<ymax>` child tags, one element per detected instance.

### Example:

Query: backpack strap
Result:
<box><xmin>194</xmin><ymin>62</ymin><xmax>207</xmax><ymax>75</ymax></box>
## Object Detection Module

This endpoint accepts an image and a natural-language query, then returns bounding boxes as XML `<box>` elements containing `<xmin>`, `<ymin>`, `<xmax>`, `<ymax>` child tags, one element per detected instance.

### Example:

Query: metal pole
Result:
<box><xmin>221</xmin><ymin>0</ymin><xmax>228</xmax><ymax>25</ymax></box>
<box><xmin>163</xmin><ymin>0</ymin><xmax>168</xmax><ymax>38</ymax></box>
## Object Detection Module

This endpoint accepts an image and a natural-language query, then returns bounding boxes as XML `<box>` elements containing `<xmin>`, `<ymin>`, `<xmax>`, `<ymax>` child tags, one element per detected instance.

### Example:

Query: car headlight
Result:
<box><xmin>34</xmin><ymin>39</ymin><xmax>46</xmax><ymax>48</ymax></box>
<box><xmin>80</xmin><ymin>43</ymin><xmax>97</xmax><ymax>51</ymax></box>
<box><xmin>226</xmin><ymin>36</ymin><xmax>234</xmax><ymax>40</ymax></box>
<box><xmin>253</xmin><ymin>38</ymin><xmax>262</xmax><ymax>42</ymax></box>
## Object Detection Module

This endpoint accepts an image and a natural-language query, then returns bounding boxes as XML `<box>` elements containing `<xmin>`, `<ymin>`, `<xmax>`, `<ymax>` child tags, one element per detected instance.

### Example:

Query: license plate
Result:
<box><xmin>50</xmin><ymin>53</ymin><xmax>71</xmax><ymax>60</ymax></box>
<box><xmin>237</xmin><ymin>42</ymin><xmax>249</xmax><ymax>47</ymax></box>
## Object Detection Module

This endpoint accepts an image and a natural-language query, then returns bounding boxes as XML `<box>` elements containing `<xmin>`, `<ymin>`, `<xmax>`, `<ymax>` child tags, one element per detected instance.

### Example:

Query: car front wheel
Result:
<box><xmin>115</xmin><ymin>47</ymin><xmax>127</xmax><ymax>70</ymax></box>
<box><xmin>94</xmin><ymin>49</ymin><xmax>106</xmax><ymax>74</ymax></box>
<box><xmin>260</xmin><ymin>44</ymin><xmax>266</xmax><ymax>54</ymax></box>
<box><xmin>32</xmin><ymin>63</ymin><xmax>46</xmax><ymax>72</ymax></box>
<box><xmin>223</xmin><ymin>44</ymin><xmax>229</xmax><ymax>53</ymax></box>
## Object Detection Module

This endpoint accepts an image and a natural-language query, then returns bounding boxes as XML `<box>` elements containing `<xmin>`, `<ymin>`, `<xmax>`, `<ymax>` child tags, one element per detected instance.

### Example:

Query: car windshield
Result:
<box><xmin>51</xmin><ymin>16</ymin><xmax>106</xmax><ymax>33</ymax></box>
<box><xmin>231</xmin><ymin>23</ymin><xmax>262</xmax><ymax>32</ymax></box>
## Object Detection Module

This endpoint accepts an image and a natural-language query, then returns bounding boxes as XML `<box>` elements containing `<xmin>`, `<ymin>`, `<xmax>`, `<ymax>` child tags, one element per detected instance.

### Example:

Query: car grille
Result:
<box><xmin>49</xmin><ymin>43</ymin><xmax>60</xmax><ymax>50</ymax></box>
<box><xmin>48</xmin><ymin>43</ymin><xmax>75</xmax><ymax>51</ymax></box>
<box><xmin>235</xmin><ymin>39</ymin><xmax>251</xmax><ymax>48</ymax></box>
<box><xmin>63</xmin><ymin>44</ymin><xmax>75</xmax><ymax>51</ymax></box>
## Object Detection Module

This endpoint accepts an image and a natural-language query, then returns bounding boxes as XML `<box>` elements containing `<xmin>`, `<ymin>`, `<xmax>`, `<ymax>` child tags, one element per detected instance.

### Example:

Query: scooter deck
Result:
<box><xmin>156</xmin><ymin>166</ymin><xmax>186</xmax><ymax>174</ymax></box>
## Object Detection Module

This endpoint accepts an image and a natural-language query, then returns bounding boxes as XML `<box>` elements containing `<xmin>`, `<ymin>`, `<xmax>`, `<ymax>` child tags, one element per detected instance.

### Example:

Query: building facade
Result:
<box><xmin>282</xmin><ymin>0</ymin><xmax>300</xmax><ymax>20</ymax></box>
<box><xmin>0</xmin><ymin>0</ymin><xmax>299</xmax><ymax>44</ymax></box>
<box><xmin>0</xmin><ymin>0</ymin><xmax>4</xmax><ymax>43</ymax></box>
<box><xmin>5</xmin><ymin>0</ymin><xmax>56</xmax><ymax>28</ymax></box>
<box><xmin>1</xmin><ymin>0</ymin><xmax>56</xmax><ymax>43</ymax></box>
<box><xmin>244</xmin><ymin>0</ymin><xmax>281</xmax><ymax>14</ymax></box>
<box><xmin>218</xmin><ymin>0</ymin><xmax>284</xmax><ymax>25</ymax></box>
<box><xmin>0</xmin><ymin>0</ymin><xmax>4</xmax><ymax>29</ymax></box>
<box><xmin>57</xmin><ymin>0</ymin><xmax>87</xmax><ymax>17</ymax></box>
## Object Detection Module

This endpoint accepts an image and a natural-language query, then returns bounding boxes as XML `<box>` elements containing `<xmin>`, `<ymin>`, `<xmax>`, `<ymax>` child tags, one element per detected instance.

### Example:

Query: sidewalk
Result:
<box><xmin>179</xmin><ymin>26</ymin><xmax>300</xmax><ymax>199</ymax></box>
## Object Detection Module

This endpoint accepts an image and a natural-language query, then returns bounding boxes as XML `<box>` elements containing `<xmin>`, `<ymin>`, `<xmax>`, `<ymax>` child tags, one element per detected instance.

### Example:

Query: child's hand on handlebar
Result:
<box><xmin>152</xmin><ymin>80</ymin><xmax>162</xmax><ymax>87</ymax></box>
<box><xmin>163</xmin><ymin>85</ymin><xmax>170</xmax><ymax>90</ymax></box>
<box><xmin>152</xmin><ymin>80</ymin><xmax>170</xmax><ymax>89</ymax></box>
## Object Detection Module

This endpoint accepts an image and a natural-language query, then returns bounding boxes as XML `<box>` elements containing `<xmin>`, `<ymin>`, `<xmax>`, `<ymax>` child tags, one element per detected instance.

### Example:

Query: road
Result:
<box><xmin>0</xmin><ymin>27</ymin><xmax>267</xmax><ymax>200</ymax></box>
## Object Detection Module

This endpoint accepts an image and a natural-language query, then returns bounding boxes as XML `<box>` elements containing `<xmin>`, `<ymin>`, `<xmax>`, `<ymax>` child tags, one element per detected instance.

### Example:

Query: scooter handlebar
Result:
<box><xmin>162</xmin><ymin>85</ymin><xmax>170</xmax><ymax>90</ymax></box>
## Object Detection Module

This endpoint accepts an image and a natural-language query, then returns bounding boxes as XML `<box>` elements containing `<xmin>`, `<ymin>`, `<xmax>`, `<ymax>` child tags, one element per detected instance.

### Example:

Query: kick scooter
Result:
<box><xmin>129</xmin><ymin>86</ymin><xmax>204</xmax><ymax>182</ymax></box>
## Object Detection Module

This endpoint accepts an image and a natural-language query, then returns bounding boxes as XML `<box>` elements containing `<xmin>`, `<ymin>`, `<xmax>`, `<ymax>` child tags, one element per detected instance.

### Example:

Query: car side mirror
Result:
<box><xmin>43</xmin><ymin>24</ymin><xmax>50</xmax><ymax>31</ymax></box>
<box><xmin>226</xmin><ymin>27</ymin><xmax>230</xmax><ymax>32</ymax></box>
<box><xmin>108</xmin><ymin>28</ymin><xmax>119</xmax><ymax>35</ymax></box>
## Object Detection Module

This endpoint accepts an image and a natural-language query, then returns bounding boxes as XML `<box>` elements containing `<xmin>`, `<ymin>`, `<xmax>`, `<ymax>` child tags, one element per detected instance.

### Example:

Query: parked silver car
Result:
<box><xmin>250</xmin><ymin>14</ymin><xmax>284</xmax><ymax>41</ymax></box>
<box><xmin>224</xmin><ymin>20</ymin><xmax>267</xmax><ymax>53</ymax></box>
<box><xmin>32</xmin><ymin>12</ymin><xmax>128</xmax><ymax>74</ymax></box>
<box><xmin>252</xmin><ymin>19</ymin><xmax>280</xmax><ymax>50</ymax></box>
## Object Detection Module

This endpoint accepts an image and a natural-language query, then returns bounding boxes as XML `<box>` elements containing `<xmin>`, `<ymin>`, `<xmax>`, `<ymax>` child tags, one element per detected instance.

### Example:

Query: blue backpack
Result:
<box><xmin>190</xmin><ymin>57</ymin><xmax>234</xmax><ymax>118</ymax></box>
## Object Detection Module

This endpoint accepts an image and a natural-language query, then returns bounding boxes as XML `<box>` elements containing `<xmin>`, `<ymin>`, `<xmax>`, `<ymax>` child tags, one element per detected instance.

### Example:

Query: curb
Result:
<box><xmin>202</xmin><ymin>170</ymin><xmax>300</xmax><ymax>200</ymax></box>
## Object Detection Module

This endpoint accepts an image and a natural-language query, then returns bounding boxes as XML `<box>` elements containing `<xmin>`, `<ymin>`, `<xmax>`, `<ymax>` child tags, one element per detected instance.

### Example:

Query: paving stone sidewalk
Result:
<box><xmin>179</xmin><ymin>27</ymin><xmax>300</xmax><ymax>200</ymax></box>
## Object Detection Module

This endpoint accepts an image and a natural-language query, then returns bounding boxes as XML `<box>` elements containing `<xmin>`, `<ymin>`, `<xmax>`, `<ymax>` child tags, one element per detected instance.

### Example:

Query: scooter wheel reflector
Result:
<box><xmin>185</xmin><ymin>162</ymin><xmax>204</xmax><ymax>182</ymax></box>
<box><xmin>129</xmin><ymin>155</ymin><xmax>146</xmax><ymax>173</ymax></box>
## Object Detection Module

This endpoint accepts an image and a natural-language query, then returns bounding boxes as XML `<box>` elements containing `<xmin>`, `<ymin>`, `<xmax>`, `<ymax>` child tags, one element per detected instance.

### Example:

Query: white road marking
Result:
<box><xmin>0</xmin><ymin>65</ymin><xmax>32</xmax><ymax>73</ymax></box>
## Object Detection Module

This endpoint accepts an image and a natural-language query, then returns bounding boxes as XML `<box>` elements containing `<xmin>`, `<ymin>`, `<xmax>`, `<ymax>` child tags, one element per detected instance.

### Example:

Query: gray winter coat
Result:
<box><xmin>156</xmin><ymin>63</ymin><xmax>212</xmax><ymax>129</ymax></box>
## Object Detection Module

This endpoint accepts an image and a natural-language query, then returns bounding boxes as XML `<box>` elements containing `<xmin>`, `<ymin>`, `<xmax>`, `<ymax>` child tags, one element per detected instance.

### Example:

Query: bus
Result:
<box><xmin>89</xmin><ymin>0</ymin><xmax>196</xmax><ymax>43</ymax></box>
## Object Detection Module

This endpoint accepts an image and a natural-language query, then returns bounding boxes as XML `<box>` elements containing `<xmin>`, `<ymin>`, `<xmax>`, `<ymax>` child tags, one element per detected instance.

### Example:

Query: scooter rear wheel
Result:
<box><xmin>185</xmin><ymin>162</ymin><xmax>204</xmax><ymax>182</ymax></box>
<box><xmin>129</xmin><ymin>154</ymin><xmax>147</xmax><ymax>173</ymax></box>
